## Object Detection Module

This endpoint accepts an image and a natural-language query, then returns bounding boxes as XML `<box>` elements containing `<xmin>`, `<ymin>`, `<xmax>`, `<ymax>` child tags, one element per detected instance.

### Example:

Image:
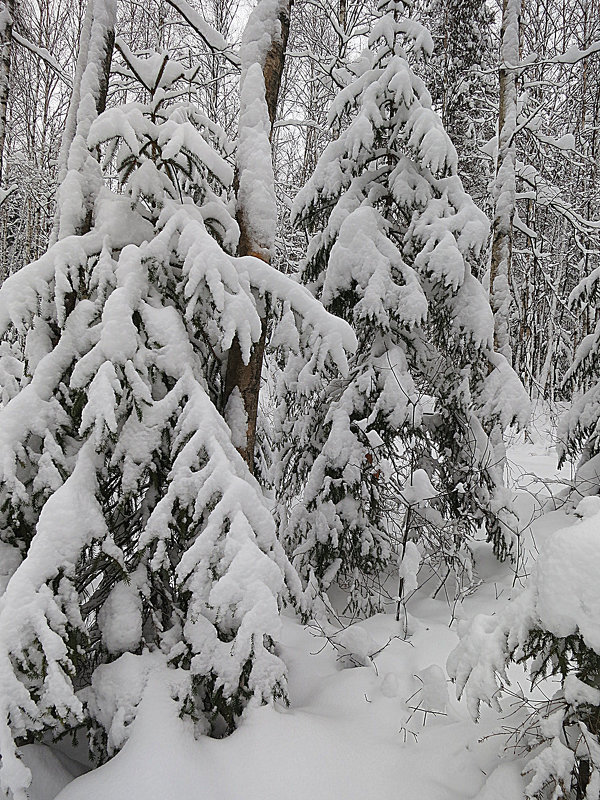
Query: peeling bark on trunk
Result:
<box><xmin>224</xmin><ymin>0</ymin><xmax>291</xmax><ymax>473</ymax></box>
<box><xmin>224</xmin><ymin>319</ymin><xmax>268</xmax><ymax>470</ymax></box>
<box><xmin>262</xmin><ymin>4</ymin><xmax>291</xmax><ymax>129</ymax></box>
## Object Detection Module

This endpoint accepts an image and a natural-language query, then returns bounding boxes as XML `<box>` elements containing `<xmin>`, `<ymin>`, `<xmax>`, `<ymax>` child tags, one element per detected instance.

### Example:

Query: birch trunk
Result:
<box><xmin>51</xmin><ymin>0</ymin><xmax>116</xmax><ymax>243</ymax></box>
<box><xmin>489</xmin><ymin>0</ymin><xmax>521</xmax><ymax>363</ymax></box>
<box><xmin>224</xmin><ymin>0</ymin><xmax>291</xmax><ymax>472</ymax></box>
<box><xmin>0</xmin><ymin>0</ymin><xmax>15</xmax><ymax>184</ymax></box>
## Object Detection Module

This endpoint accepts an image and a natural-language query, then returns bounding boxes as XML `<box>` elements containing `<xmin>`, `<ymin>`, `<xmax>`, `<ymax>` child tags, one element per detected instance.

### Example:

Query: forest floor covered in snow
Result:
<box><xmin>23</xmin><ymin>410</ymin><xmax>577</xmax><ymax>800</ymax></box>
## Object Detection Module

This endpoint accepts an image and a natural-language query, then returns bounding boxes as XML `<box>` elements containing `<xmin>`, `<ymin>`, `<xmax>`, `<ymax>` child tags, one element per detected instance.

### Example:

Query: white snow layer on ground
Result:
<box><xmin>51</xmin><ymin>614</ymin><xmax>508</xmax><ymax>800</ymax></box>
<box><xmin>23</xmin><ymin>414</ymin><xmax>581</xmax><ymax>800</ymax></box>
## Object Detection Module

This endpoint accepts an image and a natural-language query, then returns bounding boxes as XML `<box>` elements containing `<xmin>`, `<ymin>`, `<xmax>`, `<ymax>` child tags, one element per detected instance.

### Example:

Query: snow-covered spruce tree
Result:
<box><xmin>0</xmin><ymin>22</ymin><xmax>355</xmax><ymax>800</ymax></box>
<box><xmin>272</xmin><ymin>0</ymin><xmax>528</xmax><ymax>614</ymax></box>
<box><xmin>448</xmin><ymin>501</ymin><xmax>600</xmax><ymax>799</ymax></box>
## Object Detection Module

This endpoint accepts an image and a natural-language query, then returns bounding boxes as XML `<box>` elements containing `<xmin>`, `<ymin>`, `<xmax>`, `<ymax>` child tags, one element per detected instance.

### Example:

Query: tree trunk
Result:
<box><xmin>224</xmin><ymin>0</ymin><xmax>291</xmax><ymax>473</ymax></box>
<box><xmin>51</xmin><ymin>0</ymin><xmax>116</xmax><ymax>244</ymax></box>
<box><xmin>0</xmin><ymin>0</ymin><xmax>15</xmax><ymax>184</ymax></box>
<box><xmin>338</xmin><ymin>0</ymin><xmax>346</xmax><ymax>57</ymax></box>
<box><xmin>489</xmin><ymin>0</ymin><xmax>521</xmax><ymax>364</ymax></box>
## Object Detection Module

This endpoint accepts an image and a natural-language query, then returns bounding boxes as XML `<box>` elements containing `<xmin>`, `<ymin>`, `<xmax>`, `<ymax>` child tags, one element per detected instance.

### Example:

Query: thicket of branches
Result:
<box><xmin>0</xmin><ymin>1</ymin><xmax>599</xmax><ymax>799</ymax></box>
<box><xmin>1</xmin><ymin>0</ymin><xmax>598</xmax><ymax>399</ymax></box>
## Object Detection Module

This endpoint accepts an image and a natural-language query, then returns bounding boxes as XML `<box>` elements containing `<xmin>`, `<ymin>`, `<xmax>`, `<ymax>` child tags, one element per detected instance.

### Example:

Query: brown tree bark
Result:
<box><xmin>96</xmin><ymin>25</ymin><xmax>115</xmax><ymax>120</ymax></box>
<box><xmin>224</xmin><ymin>0</ymin><xmax>292</xmax><ymax>473</ymax></box>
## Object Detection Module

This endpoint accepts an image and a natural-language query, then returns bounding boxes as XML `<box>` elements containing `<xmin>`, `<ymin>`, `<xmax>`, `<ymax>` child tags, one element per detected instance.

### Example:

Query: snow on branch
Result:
<box><xmin>114</xmin><ymin>38</ymin><xmax>184</xmax><ymax>94</ymax></box>
<box><xmin>139</xmin><ymin>371</ymin><xmax>301</xmax><ymax>703</ymax></box>
<box><xmin>165</xmin><ymin>0</ymin><xmax>240</xmax><ymax>67</ymax></box>
<box><xmin>236</xmin><ymin>253</ymin><xmax>356</xmax><ymax>376</ymax></box>
<box><xmin>507</xmin><ymin>38</ymin><xmax>600</xmax><ymax>70</ymax></box>
<box><xmin>12</xmin><ymin>30</ymin><xmax>72</xmax><ymax>85</ymax></box>
<box><xmin>0</xmin><ymin>183</ymin><xmax>16</xmax><ymax>207</ymax></box>
<box><xmin>151</xmin><ymin>203</ymin><xmax>356</xmax><ymax>374</ymax></box>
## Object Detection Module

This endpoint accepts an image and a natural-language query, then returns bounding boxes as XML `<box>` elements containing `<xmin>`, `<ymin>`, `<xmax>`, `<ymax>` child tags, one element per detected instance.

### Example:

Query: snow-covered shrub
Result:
<box><xmin>448</xmin><ymin>499</ymin><xmax>600</xmax><ymax>799</ymax></box>
<box><xmin>0</xmin><ymin>37</ymin><xmax>355</xmax><ymax>800</ymax></box>
<box><xmin>559</xmin><ymin>265</ymin><xmax>600</xmax><ymax>505</ymax></box>
<box><xmin>272</xmin><ymin>0</ymin><xmax>528</xmax><ymax>614</ymax></box>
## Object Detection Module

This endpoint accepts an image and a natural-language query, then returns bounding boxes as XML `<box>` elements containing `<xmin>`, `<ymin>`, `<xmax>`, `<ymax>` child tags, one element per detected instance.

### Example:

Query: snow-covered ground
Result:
<box><xmin>24</xmin><ymin>413</ymin><xmax>579</xmax><ymax>800</ymax></box>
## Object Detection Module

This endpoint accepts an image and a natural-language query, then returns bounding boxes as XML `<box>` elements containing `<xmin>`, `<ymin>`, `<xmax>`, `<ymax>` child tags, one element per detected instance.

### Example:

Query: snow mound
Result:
<box><xmin>535</xmin><ymin>508</ymin><xmax>600</xmax><ymax>650</ymax></box>
<box><xmin>53</xmin><ymin>614</ymin><xmax>510</xmax><ymax>800</ymax></box>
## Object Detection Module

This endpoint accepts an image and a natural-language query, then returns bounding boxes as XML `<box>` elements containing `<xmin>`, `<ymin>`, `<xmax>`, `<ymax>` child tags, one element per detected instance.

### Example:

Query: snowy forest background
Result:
<box><xmin>0</xmin><ymin>0</ymin><xmax>599</xmax><ymax>798</ymax></box>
